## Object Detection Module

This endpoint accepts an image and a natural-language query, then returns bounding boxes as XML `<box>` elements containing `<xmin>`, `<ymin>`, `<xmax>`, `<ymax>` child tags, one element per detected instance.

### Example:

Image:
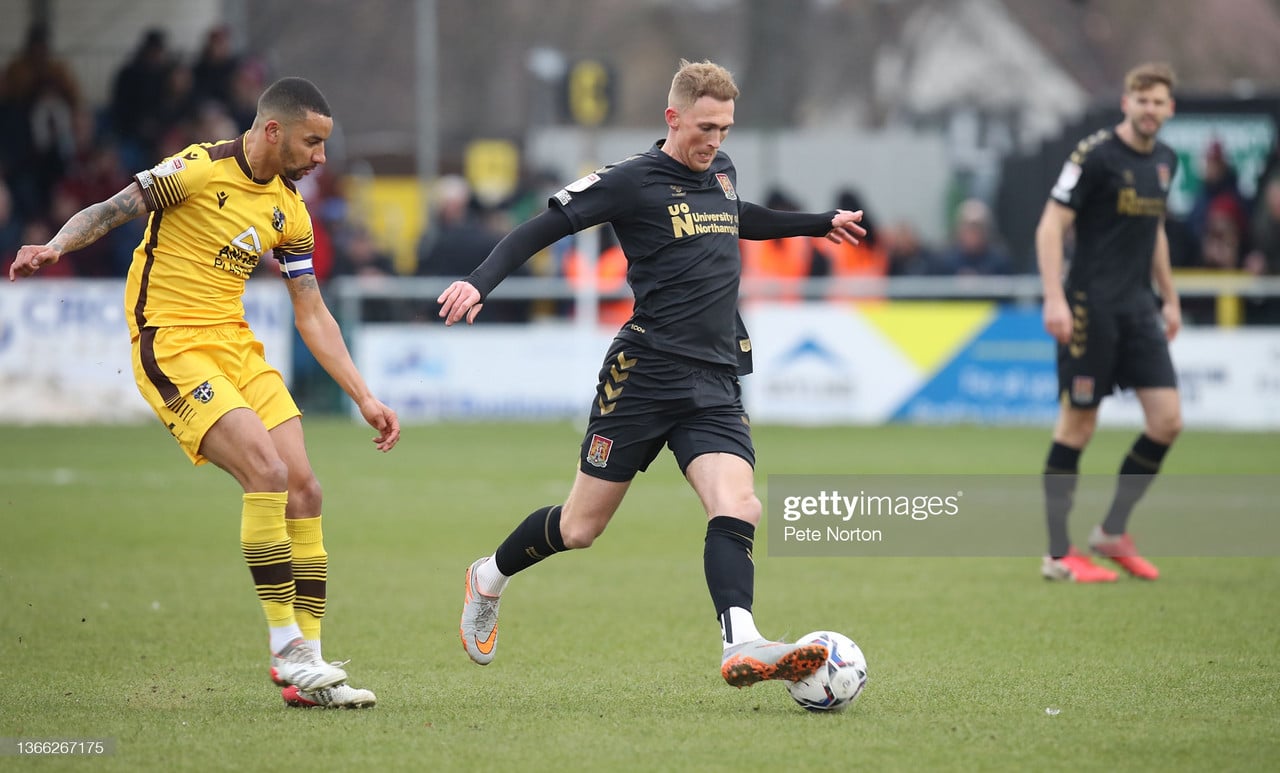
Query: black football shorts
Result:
<box><xmin>1057</xmin><ymin>300</ymin><xmax>1177</xmax><ymax>408</ymax></box>
<box><xmin>578</xmin><ymin>339</ymin><xmax>755</xmax><ymax>482</ymax></box>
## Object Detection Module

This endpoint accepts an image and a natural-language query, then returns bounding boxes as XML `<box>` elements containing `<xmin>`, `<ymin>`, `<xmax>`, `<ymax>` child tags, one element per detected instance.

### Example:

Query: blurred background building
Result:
<box><xmin>5</xmin><ymin>0</ymin><xmax>1280</xmax><ymax>271</ymax></box>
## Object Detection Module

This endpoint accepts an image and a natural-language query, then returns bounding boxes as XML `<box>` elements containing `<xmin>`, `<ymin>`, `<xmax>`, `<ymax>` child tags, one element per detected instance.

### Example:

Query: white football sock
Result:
<box><xmin>305</xmin><ymin>639</ymin><xmax>323</xmax><ymax>663</ymax></box>
<box><xmin>269</xmin><ymin>623</ymin><xmax>305</xmax><ymax>654</ymax></box>
<box><xmin>476</xmin><ymin>554</ymin><xmax>510</xmax><ymax>597</ymax></box>
<box><xmin>720</xmin><ymin>606</ymin><xmax>763</xmax><ymax>649</ymax></box>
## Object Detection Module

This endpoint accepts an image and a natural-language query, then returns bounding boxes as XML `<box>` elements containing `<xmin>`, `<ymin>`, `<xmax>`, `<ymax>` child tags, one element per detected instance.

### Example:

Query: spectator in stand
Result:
<box><xmin>416</xmin><ymin>176</ymin><xmax>501</xmax><ymax>278</ymax></box>
<box><xmin>740</xmin><ymin>188</ymin><xmax>816</xmax><ymax>302</ymax></box>
<box><xmin>226</xmin><ymin>58</ymin><xmax>267</xmax><ymax>131</ymax></box>
<box><xmin>1188</xmin><ymin>140</ymin><xmax>1249</xmax><ymax>268</ymax></box>
<box><xmin>0</xmin><ymin>23</ymin><xmax>83</xmax><ymax>221</ymax></box>
<box><xmin>935</xmin><ymin>198</ymin><xmax>1014</xmax><ymax>275</ymax></box>
<box><xmin>53</xmin><ymin>111</ymin><xmax>136</xmax><ymax>276</ymax></box>
<box><xmin>333</xmin><ymin>225</ymin><xmax>400</xmax><ymax>322</ymax></box>
<box><xmin>563</xmin><ymin>226</ymin><xmax>634</xmax><ymax>327</ymax></box>
<box><xmin>154</xmin><ymin>63</ymin><xmax>200</xmax><ymax>160</ymax></box>
<box><xmin>335</xmin><ymin>225</ymin><xmax>397</xmax><ymax>278</ymax></box>
<box><xmin>416</xmin><ymin>175</ymin><xmax>526</xmax><ymax>322</ymax></box>
<box><xmin>1200</xmin><ymin>197</ymin><xmax>1244</xmax><ymax>270</ymax></box>
<box><xmin>884</xmin><ymin>220</ymin><xmax>939</xmax><ymax>276</ymax></box>
<box><xmin>1243</xmin><ymin>175</ymin><xmax>1280</xmax><ymax>323</ymax></box>
<box><xmin>109</xmin><ymin>28</ymin><xmax>177</xmax><ymax>169</ymax></box>
<box><xmin>188</xmin><ymin>101</ymin><xmax>242</xmax><ymax>152</ymax></box>
<box><xmin>0</xmin><ymin>176</ymin><xmax>24</xmax><ymax>263</ymax></box>
<box><xmin>813</xmin><ymin>189</ymin><xmax>887</xmax><ymax>300</ymax></box>
<box><xmin>192</xmin><ymin>25</ymin><xmax>241</xmax><ymax>112</ymax></box>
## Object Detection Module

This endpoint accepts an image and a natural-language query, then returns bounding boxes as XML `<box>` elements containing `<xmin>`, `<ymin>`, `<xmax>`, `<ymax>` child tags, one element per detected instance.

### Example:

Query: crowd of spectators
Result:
<box><xmin>0</xmin><ymin>24</ymin><xmax>260</xmax><ymax>276</ymax></box>
<box><xmin>3</xmin><ymin>22</ymin><xmax>1279</xmax><ymax>326</ymax></box>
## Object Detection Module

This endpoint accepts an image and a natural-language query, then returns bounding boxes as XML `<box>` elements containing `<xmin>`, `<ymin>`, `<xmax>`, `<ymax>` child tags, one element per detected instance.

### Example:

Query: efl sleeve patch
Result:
<box><xmin>1050</xmin><ymin>161</ymin><xmax>1082</xmax><ymax>203</ymax></box>
<box><xmin>565</xmin><ymin>172</ymin><xmax>601</xmax><ymax>192</ymax></box>
<box><xmin>151</xmin><ymin>157</ymin><xmax>186</xmax><ymax>177</ymax></box>
<box><xmin>134</xmin><ymin>148</ymin><xmax>206</xmax><ymax>211</ymax></box>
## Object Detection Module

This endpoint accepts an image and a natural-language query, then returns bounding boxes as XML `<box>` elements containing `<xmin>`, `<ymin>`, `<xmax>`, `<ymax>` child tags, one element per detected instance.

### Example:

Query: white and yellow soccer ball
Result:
<box><xmin>786</xmin><ymin>630</ymin><xmax>868</xmax><ymax>712</ymax></box>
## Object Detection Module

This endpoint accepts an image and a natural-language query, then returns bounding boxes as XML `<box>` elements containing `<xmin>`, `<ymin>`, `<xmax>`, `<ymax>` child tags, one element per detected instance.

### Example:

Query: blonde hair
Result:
<box><xmin>668</xmin><ymin>59</ymin><xmax>739</xmax><ymax>111</ymax></box>
<box><xmin>1124</xmin><ymin>62</ymin><xmax>1176</xmax><ymax>94</ymax></box>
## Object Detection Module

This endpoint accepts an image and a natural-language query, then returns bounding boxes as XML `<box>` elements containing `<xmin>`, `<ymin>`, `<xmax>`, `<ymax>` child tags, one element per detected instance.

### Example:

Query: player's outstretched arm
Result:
<box><xmin>9</xmin><ymin>182</ymin><xmax>146</xmax><ymax>281</ymax></box>
<box><xmin>737</xmin><ymin>201</ymin><xmax>863</xmax><ymax>242</ymax></box>
<box><xmin>437</xmin><ymin>208</ymin><xmax>575</xmax><ymax>326</ymax></box>
<box><xmin>286</xmin><ymin>273</ymin><xmax>401</xmax><ymax>451</ymax></box>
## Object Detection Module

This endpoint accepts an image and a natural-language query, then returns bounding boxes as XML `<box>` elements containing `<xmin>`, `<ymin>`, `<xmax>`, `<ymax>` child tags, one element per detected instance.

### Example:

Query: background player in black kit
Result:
<box><xmin>1035</xmin><ymin>62</ymin><xmax>1182</xmax><ymax>583</ymax></box>
<box><xmin>439</xmin><ymin>59</ymin><xmax>865</xmax><ymax>687</ymax></box>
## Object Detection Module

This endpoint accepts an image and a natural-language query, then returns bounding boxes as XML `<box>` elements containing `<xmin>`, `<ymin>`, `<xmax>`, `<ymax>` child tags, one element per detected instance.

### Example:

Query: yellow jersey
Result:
<box><xmin>124</xmin><ymin>135</ymin><xmax>315</xmax><ymax>339</ymax></box>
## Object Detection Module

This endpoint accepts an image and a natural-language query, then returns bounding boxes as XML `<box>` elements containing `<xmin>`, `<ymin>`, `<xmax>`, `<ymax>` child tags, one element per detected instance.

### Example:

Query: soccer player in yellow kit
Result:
<box><xmin>9</xmin><ymin>77</ymin><xmax>399</xmax><ymax>709</ymax></box>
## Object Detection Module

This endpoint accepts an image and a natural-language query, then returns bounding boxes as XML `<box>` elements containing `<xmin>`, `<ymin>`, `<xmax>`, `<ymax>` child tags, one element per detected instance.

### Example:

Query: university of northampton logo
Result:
<box><xmin>585</xmin><ymin>434</ymin><xmax>613</xmax><ymax>468</ymax></box>
<box><xmin>715</xmin><ymin>173</ymin><xmax>737</xmax><ymax>200</ymax></box>
<box><xmin>192</xmin><ymin>381</ymin><xmax>215</xmax><ymax>403</ymax></box>
<box><xmin>271</xmin><ymin>207</ymin><xmax>285</xmax><ymax>232</ymax></box>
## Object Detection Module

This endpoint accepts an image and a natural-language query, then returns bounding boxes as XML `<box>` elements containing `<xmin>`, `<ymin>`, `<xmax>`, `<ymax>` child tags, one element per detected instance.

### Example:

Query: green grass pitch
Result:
<box><xmin>1</xmin><ymin>421</ymin><xmax>1277</xmax><ymax>771</ymax></box>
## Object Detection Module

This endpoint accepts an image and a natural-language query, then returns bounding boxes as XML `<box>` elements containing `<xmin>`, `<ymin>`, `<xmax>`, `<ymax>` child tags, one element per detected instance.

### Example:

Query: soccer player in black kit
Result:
<box><xmin>1035</xmin><ymin>62</ymin><xmax>1182</xmax><ymax>583</ymax></box>
<box><xmin>439</xmin><ymin>59</ymin><xmax>866</xmax><ymax>686</ymax></box>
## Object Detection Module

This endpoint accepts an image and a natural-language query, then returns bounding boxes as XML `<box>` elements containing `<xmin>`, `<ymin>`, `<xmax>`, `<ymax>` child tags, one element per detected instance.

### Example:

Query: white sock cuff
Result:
<box><xmin>269</xmin><ymin>624</ymin><xmax>304</xmax><ymax>654</ymax></box>
<box><xmin>720</xmin><ymin>606</ymin><xmax>762</xmax><ymax>648</ymax></box>
<box><xmin>475</xmin><ymin>555</ymin><xmax>511</xmax><ymax>597</ymax></box>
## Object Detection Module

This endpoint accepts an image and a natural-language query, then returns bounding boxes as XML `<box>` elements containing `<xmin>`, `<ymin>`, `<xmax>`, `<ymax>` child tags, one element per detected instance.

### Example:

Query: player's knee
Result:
<box><xmin>1148</xmin><ymin>413</ymin><xmax>1182</xmax><ymax>444</ymax></box>
<box><xmin>289</xmin><ymin>475</ymin><xmax>323</xmax><ymax>515</ymax></box>
<box><xmin>241</xmin><ymin>453</ymin><xmax>288</xmax><ymax>493</ymax></box>
<box><xmin>728</xmin><ymin>493</ymin><xmax>762</xmax><ymax>526</ymax></box>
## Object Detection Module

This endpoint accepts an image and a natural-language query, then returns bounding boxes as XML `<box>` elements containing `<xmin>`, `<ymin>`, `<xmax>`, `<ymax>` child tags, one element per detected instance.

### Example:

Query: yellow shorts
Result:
<box><xmin>132</xmin><ymin>324</ymin><xmax>301</xmax><ymax>465</ymax></box>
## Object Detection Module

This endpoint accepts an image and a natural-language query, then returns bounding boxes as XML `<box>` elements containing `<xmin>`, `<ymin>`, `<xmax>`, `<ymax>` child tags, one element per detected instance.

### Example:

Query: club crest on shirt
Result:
<box><xmin>585</xmin><ymin>434</ymin><xmax>613</xmax><ymax>468</ymax></box>
<box><xmin>715</xmin><ymin>173</ymin><xmax>737</xmax><ymax>200</ymax></box>
<box><xmin>1156</xmin><ymin>163</ymin><xmax>1171</xmax><ymax>191</ymax></box>
<box><xmin>1071</xmin><ymin>376</ymin><xmax>1094</xmax><ymax>404</ymax></box>
<box><xmin>192</xmin><ymin>381</ymin><xmax>215</xmax><ymax>404</ymax></box>
<box><xmin>271</xmin><ymin>207</ymin><xmax>285</xmax><ymax>232</ymax></box>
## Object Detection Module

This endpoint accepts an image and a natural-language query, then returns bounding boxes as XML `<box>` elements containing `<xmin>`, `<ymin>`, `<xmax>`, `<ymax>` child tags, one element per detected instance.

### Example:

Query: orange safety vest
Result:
<box><xmin>564</xmin><ymin>245</ymin><xmax>634</xmax><ymax>326</ymax></box>
<box><xmin>740</xmin><ymin>237</ymin><xmax>814</xmax><ymax>303</ymax></box>
<box><xmin>812</xmin><ymin>237</ymin><xmax>888</xmax><ymax>302</ymax></box>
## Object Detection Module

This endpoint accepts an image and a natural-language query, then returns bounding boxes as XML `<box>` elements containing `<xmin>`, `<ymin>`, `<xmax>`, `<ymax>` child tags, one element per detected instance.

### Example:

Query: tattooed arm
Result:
<box><xmin>8</xmin><ymin>183</ymin><xmax>147</xmax><ymax>281</ymax></box>
<box><xmin>286</xmin><ymin>272</ymin><xmax>400</xmax><ymax>451</ymax></box>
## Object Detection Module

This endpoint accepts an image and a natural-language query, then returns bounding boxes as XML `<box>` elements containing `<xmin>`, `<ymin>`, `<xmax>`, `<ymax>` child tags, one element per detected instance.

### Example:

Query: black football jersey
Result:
<box><xmin>1050</xmin><ymin>129</ymin><xmax>1179</xmax><ymax>307</ymax></box>
<box><xmin>550</xmin><ymin>142</ymin><xmax>750</xmax><ymax>370</ymax></box>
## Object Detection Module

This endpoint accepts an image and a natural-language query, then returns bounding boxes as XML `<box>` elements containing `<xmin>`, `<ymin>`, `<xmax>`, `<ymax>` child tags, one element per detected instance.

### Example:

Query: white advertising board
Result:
<box><xmin>355</xmin><ymin>324</ymin><xmax>614</xmax><ymax>421</ymax></box>
<box><xmin>1099</xmin><ymin>329</ymin><xmax>1280</xmax><ymax>430</ymax></box>
<box><xmin>0</xmin><ymin>280</ymin><xmax>294</xmax><ymax>423</ymax></box>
